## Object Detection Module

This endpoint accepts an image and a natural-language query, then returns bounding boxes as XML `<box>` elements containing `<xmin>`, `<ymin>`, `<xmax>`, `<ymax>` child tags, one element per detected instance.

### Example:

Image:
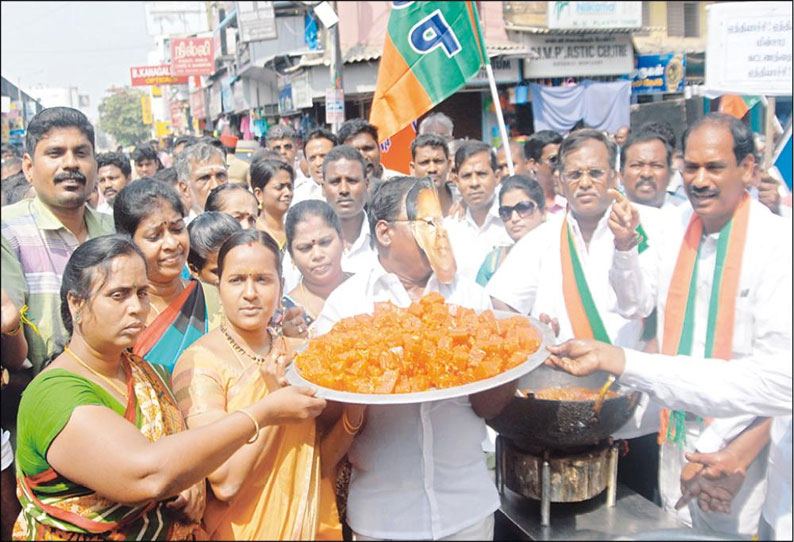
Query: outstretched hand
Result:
<box><xmin>676</xmin><ymin>451</ymin><xmax>747</xmax><ymax>514</ymax></box>
<box><xmin>545</xmin><ymin>339</ymin><xmax>626</xmax><ymax>376</ymax></box>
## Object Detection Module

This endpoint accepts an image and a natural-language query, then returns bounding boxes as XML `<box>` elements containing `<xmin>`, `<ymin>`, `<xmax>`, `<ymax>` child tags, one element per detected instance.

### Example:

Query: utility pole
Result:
<box><xmin>328</xmin><ymin>1</ymin><xmax>344</xmax><ymax>133</ymax></box>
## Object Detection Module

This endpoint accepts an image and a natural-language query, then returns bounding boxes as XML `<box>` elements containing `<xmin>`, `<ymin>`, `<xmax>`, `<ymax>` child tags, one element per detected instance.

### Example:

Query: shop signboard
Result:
<box><xmin>325</xmin><ymin>88</ymin><xmax>344</xmax><ymax>125</ymax></box>
<box><xmin>705</xmin><ymin>2</ymin><xmax>792</xmax><ymax>96</ymax></box>
<box><xmin>523</xmin><ymin>33</ymin><xmax>633</xmax><ymax>78</ymax></box>
<box><xmin>221</xmin><ymin>78</ymin><xmax>234</xmax><ymax>112</ymax></box>
<box><xmin>130</xmin><ymin>64</ymin><xmax>188</xmax><ymax>87</ymax></box>
<box><xmin>631</xmin><ymin>54</ymin><xmax>686</xmax><ymax>94</ymax></box>
<box><xmin>291</xmin><ymin>71</ymin><xmax>312</xmax><ymax>109</ymax></box>
<box><xmin>2</xmin><ymin>96</ymin><xmax>11</xmax><ymax>114</ymax></box>
<box><xmin>279</xmin><ymin>84</ymin><xmax>295</xmax><ymax>115</ymax></box>
<box><xmin>547</xmin><ymin>1</ymin><xmax>642</xmax><ymax>30</ymax></box>
<box><xmin>171</xmin><ymin>37</ymin><xmax>215</xmax><ymax>77</ymax></box>
<box><xmin>468</xmin><ymin>58</ymin><xmax>520</xmax><ymax>86</ymax></box>
<box><xmin>236</xmin><ymin>1</ymin><xmax>277</xmax><ymax>42</ymax></box>
<box><xmin>141</xmin><ymin>94</ymin><xmax>153</xmax><ymax>125</ymax></box>
<box><xmin>190</xmin><ymin>89</ymin><xmax>206</xmax><ymax>120</ymax></box>
<box><xmin>155</xmin><ymin>121</ymin><xmax>172</xmax><ymax>137</ymax></box>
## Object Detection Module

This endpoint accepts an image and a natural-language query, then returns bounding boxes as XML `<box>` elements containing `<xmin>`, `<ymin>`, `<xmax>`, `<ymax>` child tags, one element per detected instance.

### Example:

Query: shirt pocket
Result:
<box><xmin>730</xmin><ymin>293</ymin><xmax>754</xmax><ymax>357</ymax></box>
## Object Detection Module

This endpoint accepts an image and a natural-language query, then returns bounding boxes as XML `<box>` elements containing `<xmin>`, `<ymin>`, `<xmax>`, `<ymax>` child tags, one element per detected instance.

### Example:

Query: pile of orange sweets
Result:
<box><xmin>296</xmin><ymin>292</ymin><xmax>541</xmax><ymax>394</ymax></box>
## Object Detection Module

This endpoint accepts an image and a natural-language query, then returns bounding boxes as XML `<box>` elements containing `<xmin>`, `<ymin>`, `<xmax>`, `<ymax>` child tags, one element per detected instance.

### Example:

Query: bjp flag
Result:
<box><xmin>369</xmin><ymin>1</ymin><xmax>487</xmax><ymax>143</ymax></box>
<box><xmin>380</xmin><ymin>120</ymin><xmax>417</xmax><ymax>175</ymax></box>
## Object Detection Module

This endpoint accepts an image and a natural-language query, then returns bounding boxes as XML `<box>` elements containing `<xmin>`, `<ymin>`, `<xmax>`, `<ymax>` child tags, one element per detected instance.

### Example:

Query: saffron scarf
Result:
<box><xmin>658</xmin><ymin>194</ymin><xmax>751</xmax><ymax>446</ymax></box>
<box><xmin>560</xmin><ymin>216</ymin><xmax>649</xmax><ymax>343</ymax></box>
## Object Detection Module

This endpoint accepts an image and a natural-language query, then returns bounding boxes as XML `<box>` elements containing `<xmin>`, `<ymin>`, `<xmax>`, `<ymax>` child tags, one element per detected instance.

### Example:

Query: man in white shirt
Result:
<box><xmin>315</xmin><ymin>177</ymin><xmax>515</xmax><ymax>540</ymax></box>
<box><xmin>486</xmin><ymin>129</ymin><xmax>663</xmax><ymax>500</ymax></box>
<box><xmin>292</xmin><ymin>128</ymin><xmax>337</xmax><ymax>206</ymax></box>
<box><xmin>525</xmin><ymin>130</ymin><xmax>567</xmax><ymax>214</ymax></box>
<box><xmin>338</xmin><ymin>118</ymin><xmax>402</xmax><ymax>180</ymax></box>
<box><xmin>607</xmin><ymin>113</ymin><xmax>791</xmax><ymax>537</ymax></box>
<box><xmin>545</xmin><ymin>340</ymin><xmax>791</xmax><ymax>541</ymax></box>
<box><xmin>321</xmin><ymin>145</ymin><xmax>377</xmax><ymax>274</ymax></box>
<box><xmin>95</xmin><ymin>151</ymin><xmax>132</xmax><ymax>215</ymax></box>
<box><xmin>621</xmin><ymin>130</ymin><xmax>687</xmax><ymax>211</ymax></box>
<box><xmin>443</xmin><ymin>141</ymin><xmax>512</xmax><ymax>281</ymax></box>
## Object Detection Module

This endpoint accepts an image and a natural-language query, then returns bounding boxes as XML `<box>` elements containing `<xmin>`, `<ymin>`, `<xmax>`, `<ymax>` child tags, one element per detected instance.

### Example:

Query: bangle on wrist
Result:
<box><xmin>237</xmin><ymin>408</ymin><xmax>260</xmax><ymax>444</ymax></box>
<box><xmin>342</xmin><ymin>410</ymin><xmax>363</xmax><ymax>435</ymax></box>
<box><xmin>614</xmin><ymin>234</ymin><xmax>640</xmax><ymax>252</ymax></box>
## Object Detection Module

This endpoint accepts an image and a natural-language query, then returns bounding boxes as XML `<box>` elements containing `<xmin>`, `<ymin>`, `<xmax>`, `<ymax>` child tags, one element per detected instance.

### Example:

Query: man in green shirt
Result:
<box><xmin>1</xmin><ymin>107</ymin><xmax>114</xmax><ymax>373</ymax></box>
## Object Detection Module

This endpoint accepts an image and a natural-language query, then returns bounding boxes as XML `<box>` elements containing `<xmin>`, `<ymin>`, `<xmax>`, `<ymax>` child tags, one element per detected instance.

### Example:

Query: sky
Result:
<box><xmin>1</xmin><ymin>1</ymin><xmax>154</xmax><ymax>122</ymax></box>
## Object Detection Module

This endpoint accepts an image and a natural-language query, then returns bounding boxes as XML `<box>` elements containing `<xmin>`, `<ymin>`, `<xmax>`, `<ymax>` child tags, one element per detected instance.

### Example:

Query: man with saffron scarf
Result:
<box><xmin>605</xmin><ymin>113</ymin><xmax>791</xmax><ymax>537</ymax></box>
<box><xmin>486</xmin><ymin>129</ymin><xmax>664</xmax><ymax>500</ymax></box>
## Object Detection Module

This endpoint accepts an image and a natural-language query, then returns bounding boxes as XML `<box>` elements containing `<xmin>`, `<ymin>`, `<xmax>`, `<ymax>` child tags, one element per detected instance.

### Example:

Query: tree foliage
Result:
<box><xmin>98</xmin><ymin>88</ymin><xmax>150</xmax><ymax>147</ymax></box>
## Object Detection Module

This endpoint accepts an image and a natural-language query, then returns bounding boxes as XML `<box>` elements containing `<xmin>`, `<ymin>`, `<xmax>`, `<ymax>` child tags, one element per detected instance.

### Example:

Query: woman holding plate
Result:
<box><xmin>171</xmin><ymin>229</ymin><xmax>363</xmax><ymax>540</ymax></box>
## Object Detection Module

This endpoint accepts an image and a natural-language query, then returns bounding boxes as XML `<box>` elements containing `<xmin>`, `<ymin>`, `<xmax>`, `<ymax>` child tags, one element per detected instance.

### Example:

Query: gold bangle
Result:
<box><xmin>2</xmin><ymin>321</ymin><xmax>22</xmax><ymax>337</ymax></box>
<box><xmin>342</xmin><ymin>410</ymin><xmax>363</xmax><ymax>435</ymax></box>
<box><xmin>237</xmin><ymin>408</ymin><xmax>260</xmax><ymax>444</ymax></box>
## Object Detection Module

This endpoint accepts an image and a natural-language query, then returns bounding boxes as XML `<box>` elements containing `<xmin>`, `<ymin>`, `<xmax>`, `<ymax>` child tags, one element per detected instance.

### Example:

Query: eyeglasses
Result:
<box><xmin>498</xmin><ymin>200</ymin><xmax>537</xmax><ymax>222</ymax></box>
<box><xmin>561</xmin><ymin>168</ymin><xmax>608</xmax><ymax>184</ymax></box>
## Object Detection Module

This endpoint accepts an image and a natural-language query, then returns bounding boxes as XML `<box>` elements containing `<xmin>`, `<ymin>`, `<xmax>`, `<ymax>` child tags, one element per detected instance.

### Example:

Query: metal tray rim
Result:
<box><xmin>285</xmin><ymin>311</ymin><xmax>555</xmax><ymax>404</ymax></box>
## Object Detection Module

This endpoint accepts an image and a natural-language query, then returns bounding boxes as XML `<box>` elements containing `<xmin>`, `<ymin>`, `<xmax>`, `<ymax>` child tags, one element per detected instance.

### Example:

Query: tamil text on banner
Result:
<box><xmin>380</xmin><ymin>120</ymin><xmax>417</xmax><ymax>175</ymax></box>
<box><xmin>171</xmin><ymin>37</ymin><xmax>215</xmax><ymax>77</ymax></box>
<box><xmin>705</xmin><ymin>2</ymin><xmax>792</xmax><ymax>96</ymax></box>
<box><xmin>130</xmin><ymin>64</ymin><xmax>188</xmax><ymax>87</ymax></box>
<box><xmin>369</xmin><ymin>1</ymin><xmax>487</xmax><ymax>142</ymax></box>
<box><xmin>631</xmin><ymin>54</ymin><xmax>686</xmax><ymax>94</ymax></box>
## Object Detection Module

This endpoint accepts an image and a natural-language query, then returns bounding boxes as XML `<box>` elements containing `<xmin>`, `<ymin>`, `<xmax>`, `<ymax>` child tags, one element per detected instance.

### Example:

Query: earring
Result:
<box><xmin>75</xmin><ymin>314</ymin><xmax>81</xmax><ymax>323</ymax></box>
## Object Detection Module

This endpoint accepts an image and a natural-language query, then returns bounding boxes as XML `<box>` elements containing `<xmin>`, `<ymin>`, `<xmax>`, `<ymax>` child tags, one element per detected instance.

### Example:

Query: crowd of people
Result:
<box><xmin>0</xmin><ymin>105</ymin><xmax>791</xmax><ymax>541</ymax></box>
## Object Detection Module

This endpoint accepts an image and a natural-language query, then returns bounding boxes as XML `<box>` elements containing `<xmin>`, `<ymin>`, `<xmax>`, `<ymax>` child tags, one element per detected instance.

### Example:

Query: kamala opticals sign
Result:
<box><xmin>130</xmin><ymin>65</ymin><xmax>188</xmax><ymax>87</ymax></box>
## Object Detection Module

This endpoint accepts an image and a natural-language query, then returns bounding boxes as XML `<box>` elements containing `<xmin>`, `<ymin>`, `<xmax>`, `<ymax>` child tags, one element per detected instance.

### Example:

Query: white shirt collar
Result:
<box><xmin>464</xmin><ymin>195</ymin><xmax>501</xmax><ymax>232</ymax></box>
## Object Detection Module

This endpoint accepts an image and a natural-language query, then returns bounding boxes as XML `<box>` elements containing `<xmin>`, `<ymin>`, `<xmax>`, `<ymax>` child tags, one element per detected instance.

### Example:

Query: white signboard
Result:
<box><xmin>468</xmin><ymin>58</ymin><xmax>520</xmax><ymax>86</ymax></box>
<box><xmin>1</xmin><ymin>96</ymin><xmax>10</xmax><ymax>114</ymax></box>
<box><xmin>705</xmin><ymin>2</ymin><xmax>792</xmax><ymax>96</ymax></box>
<box><xmin>325</xmin><ymin>88</ymin><xmax>344</xmax><ymax>125</ymax></box>
<box><xmin>548</xmin><ymin>1</ymin><xmax>642</xmax><ymax>30</ymax></box>
<box><xmin>523</xmin><ymin>33</ymin><xmax>633</xmax><ymax>78</ymax></box>
<box><xmin>236</xmin><ymin>1</ymin><xmax>277</xmax><ymax>42</ymax></box>
<box><xmin>291</xmin><ymin>71</ymin><xmax>313</xmax><ymax>109</ymax></box>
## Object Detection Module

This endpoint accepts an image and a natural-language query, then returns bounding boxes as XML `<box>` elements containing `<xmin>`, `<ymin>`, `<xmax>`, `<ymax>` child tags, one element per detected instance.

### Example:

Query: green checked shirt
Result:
<box><xmin>1</xmin><ymin>198</ymin><xmax>115</xmax><ymax>373</ymax></box>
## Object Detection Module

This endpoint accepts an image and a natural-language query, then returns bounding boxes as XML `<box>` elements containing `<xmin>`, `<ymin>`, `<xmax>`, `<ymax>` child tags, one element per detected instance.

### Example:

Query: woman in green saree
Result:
<box><xmin>113</xmin><ymin>179</ymin><xmax>221</xmax><ymax>374</ymax></box>
<box><xmin>13</xmin><ymin>235</ymin><xmax>325</xmax><ymax>540</ymax></box>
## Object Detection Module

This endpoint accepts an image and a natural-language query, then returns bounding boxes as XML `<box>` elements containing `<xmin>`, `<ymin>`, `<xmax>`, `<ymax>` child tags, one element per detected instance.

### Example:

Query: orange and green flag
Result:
<box><xmin>369</xmin><ymin>1</ymin><xmax>487</xmax><ymax>142</ymax></box>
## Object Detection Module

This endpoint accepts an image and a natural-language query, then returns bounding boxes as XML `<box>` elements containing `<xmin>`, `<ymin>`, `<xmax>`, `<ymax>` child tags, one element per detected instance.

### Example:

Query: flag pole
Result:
<box><xmin>485</xmin><ymin>64</ymin><xmax>514</xmax><ymax>175</ymax></box>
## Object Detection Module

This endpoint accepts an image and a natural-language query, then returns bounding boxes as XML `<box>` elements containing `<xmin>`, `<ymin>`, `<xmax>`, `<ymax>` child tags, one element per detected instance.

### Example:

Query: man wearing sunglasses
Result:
<box><xmin>526</xmin><ymin>130</ymin><xmax>567</xmax><ymax>214</ymax></box>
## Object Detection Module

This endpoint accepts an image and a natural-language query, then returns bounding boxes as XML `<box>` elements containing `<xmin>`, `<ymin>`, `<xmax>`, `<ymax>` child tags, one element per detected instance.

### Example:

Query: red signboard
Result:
<box><xmin>171</xmin><ymin>37</ymin><xmax>215</xmax><ymax>77</ymax></box>
<box><xmin>129</xmin><ymin>65</ymin><xmax>188</xmax><ymax>87</ymax></box>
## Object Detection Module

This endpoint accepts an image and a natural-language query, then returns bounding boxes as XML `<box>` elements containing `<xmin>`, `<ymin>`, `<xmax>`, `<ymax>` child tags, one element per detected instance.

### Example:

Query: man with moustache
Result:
<box><xmin>292</xmin><ymin>128</ymin><xmax>337</xmax><ymax>206</ymax></box>
<box><xmin>409</xmin><ymin>133</ymin><xmax>455</xmax><ymax>217</ymax></box>
<box><xmin>321</xmin><ymin>145</ymin><xmax>377</xmax><ymax>273</ymax></box>
<box><xmin>487</xmin><ymin>130</ymin><xmax>663</xmax><ymax>498</ymax></box>
<box><xmin>174</xmin><ymin>142</ymin><xmax>229</xmax><ymax>216</ymax></box>
<box><xmin>621</xmin><ymin>130</ymin><xmax>687</xmax><ymax>210</ymax></box>
<box><xmin>1</xmin><ymin>107</ymin><xmax>114</xmax><ymax>373</ymax></box>
<box><xmin>607</xmin><ymin>113</ymin><xmax>790</xmax><ymax>537</ymax></box>
<box><xmin>443</xmin><ymin>141</ymin><xmax>512</xmax><ymax>280</ymax></box>
<box><xmin>95</xmin><ymin>151</ymin><xmax>132</xmax><ymax>215</ymax></box>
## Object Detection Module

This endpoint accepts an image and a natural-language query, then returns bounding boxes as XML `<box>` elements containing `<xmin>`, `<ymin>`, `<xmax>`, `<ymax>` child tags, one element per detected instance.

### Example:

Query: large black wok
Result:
<box><xmin>487</xmin><ymin>364</ymin><xmax>641</xmax><ymax>450</ymax></box>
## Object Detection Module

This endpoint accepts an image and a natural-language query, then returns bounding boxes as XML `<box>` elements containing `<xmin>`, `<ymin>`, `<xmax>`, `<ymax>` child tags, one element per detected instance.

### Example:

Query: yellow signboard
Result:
<box><xmin>141</xmin><ymin>95</ymin><xmax>153</xmax><ymax>125</ymax></box>
<box><xmin>155</xmin><ymin>121</ymin><xmax>172</xmax><ymax>136</ymax></box>
<box><xmin>151</xmin><ymin>85</ymin><xmax>162</xmax><ymax>97</ymax></box>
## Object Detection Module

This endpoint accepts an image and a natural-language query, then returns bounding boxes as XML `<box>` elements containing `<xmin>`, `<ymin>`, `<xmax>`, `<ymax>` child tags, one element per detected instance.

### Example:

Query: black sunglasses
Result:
<box><xmin>498</xmin><ymin>200</ymin><xmax>537</xmax><ymax>221</ymax></box>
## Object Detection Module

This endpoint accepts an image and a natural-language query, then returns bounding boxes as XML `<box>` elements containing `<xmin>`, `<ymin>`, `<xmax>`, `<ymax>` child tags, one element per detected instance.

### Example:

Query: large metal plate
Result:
<box><xmin>285</xmin><ymin>311</ymin><xmax>554</xmax><ymax>404</ymax></box>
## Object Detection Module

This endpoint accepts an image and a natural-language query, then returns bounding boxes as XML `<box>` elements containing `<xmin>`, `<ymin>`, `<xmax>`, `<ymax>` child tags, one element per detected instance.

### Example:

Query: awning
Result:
<box><xmin>506</xmin><ymin>22</ymin><xmax>648</xmax><ymax>34</ymax></box>
<box><xmin>632</xmin><ymin>35</ymin><xmax>706</xmax><ymax>55</ymax></box>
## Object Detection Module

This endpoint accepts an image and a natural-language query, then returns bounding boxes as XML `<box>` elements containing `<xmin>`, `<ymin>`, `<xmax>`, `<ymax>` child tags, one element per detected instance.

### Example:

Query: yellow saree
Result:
<box><xmin>171</xmin><ymin>344</ymin><xmax>341</xmax><ymax>540</ymax></box>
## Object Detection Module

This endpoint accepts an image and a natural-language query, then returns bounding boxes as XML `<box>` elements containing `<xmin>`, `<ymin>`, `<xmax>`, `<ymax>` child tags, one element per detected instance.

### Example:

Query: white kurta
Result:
<box><xmin>609</xmin><ymin>197</ymin><xmax>792</xmax><ymax>536</ymax></box>
<box><xmin>314</xmin><ymin>260</ymin><xmax>500</xmax><ymax>540</ymax></box>
<box><xmin>340</xmin><ymin>212</ymin><xmax>378</xmax><ymax>275</ymax></box>
<box><xmin>443</xmin><ymin>197</ymin><xmax>513</xmax><ymax>282</ymax></box>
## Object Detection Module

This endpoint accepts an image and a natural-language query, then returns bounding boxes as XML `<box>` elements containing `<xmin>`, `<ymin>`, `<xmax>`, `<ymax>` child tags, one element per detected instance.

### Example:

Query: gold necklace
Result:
<box><xmin>220</xmin><ymin>322</ymin><xmax>272</xmax><ymax>365</ymax></box>
<box><xmin>64</xmin><ymin>346</ymin><xmax>128</xmax><ymax>400</ymax></box>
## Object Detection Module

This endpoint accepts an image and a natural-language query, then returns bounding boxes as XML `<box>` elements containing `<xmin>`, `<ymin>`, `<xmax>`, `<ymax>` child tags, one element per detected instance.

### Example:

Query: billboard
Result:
<box><xmin>130</xmin><ymin>64</ymin><xmax>188</xmax><ymax>87</ymax></box>
<box><xmin>631</xmin><ymin>54</ymin><xmax>686</xmax><ymax>94</ymax></box>
<box><xmin>171</xmin><ymin>37</ymin><xmax>215</xmax><ymax>77</ymax></box>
